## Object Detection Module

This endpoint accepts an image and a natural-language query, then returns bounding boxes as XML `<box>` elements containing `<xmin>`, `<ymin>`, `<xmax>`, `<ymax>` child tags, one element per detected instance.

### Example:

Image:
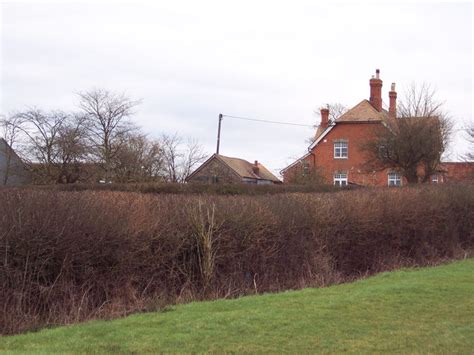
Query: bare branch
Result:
<box><xmin>77</xmin><ymin>88</ymin><xmax>141</xmax><ymax>181</ymax></box>
<box><xmin>362</xmin><ymin>83</ymin><xmax>452</xmax><ymax>183</ymax></box>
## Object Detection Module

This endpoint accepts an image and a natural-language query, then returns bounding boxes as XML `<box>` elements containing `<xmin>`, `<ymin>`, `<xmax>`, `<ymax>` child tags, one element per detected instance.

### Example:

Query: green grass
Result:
<box><xmin>1</xmin><ymin>259</ymin><xmax>473</xmax><ymax>354</ymax></box>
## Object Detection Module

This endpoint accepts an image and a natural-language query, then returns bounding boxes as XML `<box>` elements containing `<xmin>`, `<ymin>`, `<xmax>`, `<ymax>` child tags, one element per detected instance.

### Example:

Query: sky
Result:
<box><xmin>1</xmin><ymin>1</ymin><xmax>472</xmax><ymax>176</ymax></box>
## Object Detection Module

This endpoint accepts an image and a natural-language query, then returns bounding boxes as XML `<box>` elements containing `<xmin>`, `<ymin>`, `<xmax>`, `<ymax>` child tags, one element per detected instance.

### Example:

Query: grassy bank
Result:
<box><xmin>1</xmin><ymin>259</ymin><xmax>473</xmax><ymax>353</ymax></box>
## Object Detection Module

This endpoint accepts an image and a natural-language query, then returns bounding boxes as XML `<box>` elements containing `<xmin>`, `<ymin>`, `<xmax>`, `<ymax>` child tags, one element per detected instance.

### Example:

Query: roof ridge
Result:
<box><xmin>336</xmin><ymin>99</ymin><xmax>386</xmax><ymax>123</ymax></box>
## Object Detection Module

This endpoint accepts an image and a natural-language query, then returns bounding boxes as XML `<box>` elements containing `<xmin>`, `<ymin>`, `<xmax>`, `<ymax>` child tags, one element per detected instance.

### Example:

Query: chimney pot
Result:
<box><xmin>389</xmin><ymin>82</ymin><xmax>397</xmax><ymax>118</ymax></box>
<box><xmin>252</xmin><ymin>160</ymin><xmax>260</xmax><ymax>175</ymax></box>
<box><xmin>369</xmin><ymin>69</ymin><xmax>383</xmax><ymax>111</ymax></box>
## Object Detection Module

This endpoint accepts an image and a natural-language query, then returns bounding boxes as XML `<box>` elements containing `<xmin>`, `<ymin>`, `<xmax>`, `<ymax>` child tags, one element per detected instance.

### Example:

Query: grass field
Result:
<box><xmin>1</xmin><ymin>259</ymin><xmax>473</xmax><ymax>353</ymax></box>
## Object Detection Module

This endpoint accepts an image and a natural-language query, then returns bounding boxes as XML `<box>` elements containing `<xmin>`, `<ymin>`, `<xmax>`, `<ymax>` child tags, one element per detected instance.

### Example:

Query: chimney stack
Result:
<box><xmin>389</xmin><ymin>82</ymin><xmax>397</xmax><ymax>118</ymax></box>
<box><xmin>369</xmin><ymin>69</ymin><xmax>383</xmax><ymax>112</ymax></box>
<box><xmin>253</xmin><ymin>160</ymin><xmax>260</xmax><ymax>175</ymax></box>
<box><xmin>320</xmin><ymin>107</ymin><xmax>330</xmax><ymax>127</ymax></box>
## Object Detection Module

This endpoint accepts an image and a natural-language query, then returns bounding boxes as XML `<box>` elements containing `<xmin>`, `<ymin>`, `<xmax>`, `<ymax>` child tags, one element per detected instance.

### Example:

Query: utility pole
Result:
<box><xmin>216</xmin><ymin>113</ymin><xmax>223</xmax><ymax>154</ymax></box>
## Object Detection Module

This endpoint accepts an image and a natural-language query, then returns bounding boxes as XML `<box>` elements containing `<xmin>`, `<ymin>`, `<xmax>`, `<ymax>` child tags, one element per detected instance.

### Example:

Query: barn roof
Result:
<box><xmin>217</xmin><ymin>155</ymin><xmax>280</xmax><ymax>182</ymax></box>
<box><xmin>187</xmin><ymin>154</ymin><xmax>281</xmax><ymax>183</ymax></box>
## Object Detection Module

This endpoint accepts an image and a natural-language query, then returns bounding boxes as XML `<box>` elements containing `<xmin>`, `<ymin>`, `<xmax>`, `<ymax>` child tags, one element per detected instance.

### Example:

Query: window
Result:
<box><xmin>388</xmin><ymin>172</ymin><xmax>402</xmax><ymax>187</ymax></box>
<box><xmin>334</xmin><ymin>172</ymin><xmax>348</xmax><ymax>186</ymax></box>
<box><xmin>431</xmin><ymin>175</ymin><xmax>439</xmax><ymax>184</ymax></box>
<box><xmin>302</xmin><ymin>161</ymin><xmax>309</xmax><ymax>176</ymax></box>
<box><xmin>334</xmin><ymin>140</ymin><xmax>348</xmax><ymax>159</ymax></box>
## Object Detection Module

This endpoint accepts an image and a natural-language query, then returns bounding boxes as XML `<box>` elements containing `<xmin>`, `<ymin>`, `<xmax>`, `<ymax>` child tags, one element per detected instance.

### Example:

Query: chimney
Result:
<box><xmin>369</xmin><ymin>69</ymin><xmax>383</xmax><ymax>112</ymax></box>
<box><xmin>389</xmin><ymin>82</ymin><xmax>397</xmax><ymax>118</ymax></box>
<box><xmin>320</xmin><ymin>107</ymin><xmax>330</xmax><ymax>127</ymax></box>
<box><xmin>253</xmin><ymin>160</ymin><xmax>260</xmax><ymax>175</ymax></box>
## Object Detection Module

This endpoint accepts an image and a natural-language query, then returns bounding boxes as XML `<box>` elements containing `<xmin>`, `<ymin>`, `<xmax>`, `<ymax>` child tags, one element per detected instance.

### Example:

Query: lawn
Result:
<box><xmin>1</xmin><ymin>259</ymin><xmax>473</xmax><ymax>353</ymax></box>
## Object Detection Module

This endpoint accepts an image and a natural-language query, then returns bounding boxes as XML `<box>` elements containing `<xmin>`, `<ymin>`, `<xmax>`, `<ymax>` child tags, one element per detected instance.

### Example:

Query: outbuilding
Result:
<box><xmin>186</xmin><ymin>154</ymin><xmax>281</xmax><ymax>184</ymax></box>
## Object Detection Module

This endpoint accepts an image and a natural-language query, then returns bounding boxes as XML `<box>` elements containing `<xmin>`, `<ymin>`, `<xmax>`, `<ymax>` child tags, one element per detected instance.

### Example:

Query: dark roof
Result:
<box><xmin>0</xmin><ymin>138</ymin><xmax>27</xmax><ymax>166</ymax></box>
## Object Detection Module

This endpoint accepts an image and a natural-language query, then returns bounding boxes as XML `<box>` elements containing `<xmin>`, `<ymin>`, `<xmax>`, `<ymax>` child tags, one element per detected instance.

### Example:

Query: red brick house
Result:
<box><xmin>282</xmin><ymin>70</ymin><xmax>426</xmax><ymax>186</ymax></box>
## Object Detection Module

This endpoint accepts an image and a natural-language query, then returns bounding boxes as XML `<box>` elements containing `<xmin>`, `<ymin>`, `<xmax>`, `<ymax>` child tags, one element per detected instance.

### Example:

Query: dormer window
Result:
<box><xmin>334</xmin><ymin>140</ymin><xmax>348</xmax><ymax>159</ymax></box>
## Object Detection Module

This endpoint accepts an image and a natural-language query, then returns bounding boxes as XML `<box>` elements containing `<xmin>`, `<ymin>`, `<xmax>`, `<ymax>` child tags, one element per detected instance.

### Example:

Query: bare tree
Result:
<box><xmin>13</xmin><ymin>109</ymin><xmax>69</xmax><ymax>182</ymax></box>
<box><xmin>77</xmin><ymin>89</ymin><xmax>140</xmax><ymax>181</ymax></box>
<box><xmin>113</xmin><ymin>133</ymin><xmax>164</xmax><ymax>183</ymax></box>
<box><xmin>398</xmin><ymin>83</ymin><xmax>445</xmax><ymax>118</ymax></box>
<box><xmin>55</xmin><ymin>115</ymin><xmax>90</xmax><ymax>183</ymax></box>
<box><xmin>161</xmin><ymin>133</ymin><xmax>206</xmax><ymax>183</ymax></box>
<box><xmin>307</xmin><ymin>103</ymin><xmax>348</xmax><ymax>144</ymax></box>
<box><xmin>314</xmin><ymin>103</ymin><xmax>348</xmax><ymax>123</ymax></box>
<box><xmin>6</xmin><ymin>109</ymin><xmax>93</xmax><ymax>184</ymax></box>
<box><xmin>362</xmin><ymin>83</ymin><xmax>452</xmax><ymax>184</ymax></box>
<box><xmin>465</xmin><ymin>122</ymin><xmax>474</xmax><ymax>161</ymax></box>
<box><xmin>161</xmin><ymin>133</ymin><xmax>182</xmax><ymax>183</ymax></box>
<box><xmin>1</xmin><ymin>115</ymin><xmax>25</xmax><ymax>185</ymax></box>
<box><xmin>180</xmin><ymin>138</ymin><xmax>207</xmax><ymax>182</ymax></box>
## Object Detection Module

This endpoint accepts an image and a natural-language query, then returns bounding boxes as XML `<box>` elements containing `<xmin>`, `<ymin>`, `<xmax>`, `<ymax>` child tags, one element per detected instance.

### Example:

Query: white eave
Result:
<box><xmin>280</xmin><ymin>152</ymin><xmax>311</xmax><ymax>174</ymax></box>
<box><xmin>307</xmin><ymin>123</ymin><xmax>336</xmax><ymax>151</ymax></box>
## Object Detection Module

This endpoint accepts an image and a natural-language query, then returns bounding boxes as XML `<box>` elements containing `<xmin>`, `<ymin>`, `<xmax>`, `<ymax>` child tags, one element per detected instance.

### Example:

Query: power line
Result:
<box><xmin>221</xmin><ymin>114</ymin><xmax>314</xmax><ymax>128</ymax></box>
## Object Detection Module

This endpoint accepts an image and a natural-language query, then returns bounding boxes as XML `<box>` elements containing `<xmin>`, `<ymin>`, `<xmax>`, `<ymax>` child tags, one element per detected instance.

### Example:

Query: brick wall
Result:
<box><xmin>439</xmin><ymin>162</ymin><xmax>474</xmax><ymax>182</ymax></box>
<box><xmin>284</xmin><ymin>122</ymin><xmax>396</xmax><ymax>186</ymax></box>
<box><xmin>187</xmin><ymin>157</ymin><xmax>242</xmax><ymax>184</ymax></box>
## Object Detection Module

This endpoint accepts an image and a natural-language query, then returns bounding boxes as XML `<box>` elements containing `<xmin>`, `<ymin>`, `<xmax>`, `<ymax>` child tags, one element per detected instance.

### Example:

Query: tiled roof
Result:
<box><xmin>313</xmin><ymin>125</ymin><xmax>327</xmax><ymax>141</ymax></box>
<box><xmin>310</xmin><ymin>100</ymin><xmax>390</xmax><ymax>144</ymax></box>
<box><xmin>217</xmin><ymin>155</ymin><xmax>281</xmax><ymax>182</ymax></box>
<box><xmin>336</xmin><ymin>99</ymin><xmax>388</xmax><ymax>123</ymax></box>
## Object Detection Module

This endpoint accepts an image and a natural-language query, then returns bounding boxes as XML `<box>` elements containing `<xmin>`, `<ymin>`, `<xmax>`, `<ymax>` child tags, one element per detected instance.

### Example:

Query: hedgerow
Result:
<box><xmin>1</xmin><ymin>184</ymin><xmax>472</xmax><ymax>334</ymax></box>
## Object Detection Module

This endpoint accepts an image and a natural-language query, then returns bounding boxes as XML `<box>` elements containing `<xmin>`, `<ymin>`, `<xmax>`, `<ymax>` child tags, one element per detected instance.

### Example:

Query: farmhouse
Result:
<box><xmin>0</xmin><ymin>138</ymin><xmax>30</xmax><ymax>186</ymax></box>
<box><xmin>186</xmin><ymin>154</ymin><xmax>281</xmax><ymax>184</ymax></box>
<box><xmin>282</xmin><ymin>69</ymin><xmax>399</xmax><ymax>186</ymax></box>
<box><xmin>281</xmin><ymin>69</ymin><xmax>474</xmax><ymax>186</ymax></box>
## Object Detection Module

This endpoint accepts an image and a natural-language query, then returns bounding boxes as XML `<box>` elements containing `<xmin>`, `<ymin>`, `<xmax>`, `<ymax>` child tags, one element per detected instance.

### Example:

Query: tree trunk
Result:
<box><xmin>405</xmin><ymin>171</ymin><xmax>419</xmax><ymax>184</ymax></box>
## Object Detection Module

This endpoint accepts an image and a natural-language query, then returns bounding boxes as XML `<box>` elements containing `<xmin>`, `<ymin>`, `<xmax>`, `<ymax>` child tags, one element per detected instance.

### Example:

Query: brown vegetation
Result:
<box><xmin>1</xmin><ymin>185</ymin><xmax>473</xmax><ymax>334</ymax></box>
<box><xmin>30</xmin><ymin>181</ymin><xmax>343</xmax><ymax>195</ymax></box>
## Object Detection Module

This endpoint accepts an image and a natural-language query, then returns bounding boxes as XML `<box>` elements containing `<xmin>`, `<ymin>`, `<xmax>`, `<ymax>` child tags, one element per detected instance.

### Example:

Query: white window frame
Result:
<box><xmin>334</xmin><ymin>140</ymin><xmax>348</xmax><ymax>159</ymax></box>
<box><xmin>334</xmin><ymin>172</ymin><xmax>348</xmax><ymax>187</ymax></box>
<box><xmin>387</xmin><ymin>172</ymin><xmax>402</xmax><ymax>187</ymax></box>
<box><xmin>431</xmin><ymin>175</ymin><xmax>439</xmax><ymax>184</ymax></box>
<box><xmin>302</xmin><ymin>161</ymin><xmax>309</xmax><ymax>176</ymax></box>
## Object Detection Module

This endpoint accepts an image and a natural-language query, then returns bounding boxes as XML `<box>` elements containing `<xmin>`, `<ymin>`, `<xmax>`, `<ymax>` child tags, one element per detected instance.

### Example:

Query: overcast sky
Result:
<box><xmin>1</xmin><ymin>1</ymin><xmax>472</xmax><ymax>175</ymax></box>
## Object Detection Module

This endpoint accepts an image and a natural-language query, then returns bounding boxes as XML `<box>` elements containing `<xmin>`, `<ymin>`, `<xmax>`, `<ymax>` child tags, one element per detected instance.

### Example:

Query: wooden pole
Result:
<box><xmin>216</xmin><ymin>113</ymin><xmax>223</xmax><ymax>154</ymax></box>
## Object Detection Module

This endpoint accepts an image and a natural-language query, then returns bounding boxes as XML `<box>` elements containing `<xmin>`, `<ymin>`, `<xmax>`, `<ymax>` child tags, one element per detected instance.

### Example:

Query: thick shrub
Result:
<box><xmin>32</xmin><ymin>181</ymin><xmax>347</xmax><ymax>195</ymax></box>
<box><xmin>0</xmin><ymin>184</ymin><xmax>473</xmax><ymax>334</ymax></box>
